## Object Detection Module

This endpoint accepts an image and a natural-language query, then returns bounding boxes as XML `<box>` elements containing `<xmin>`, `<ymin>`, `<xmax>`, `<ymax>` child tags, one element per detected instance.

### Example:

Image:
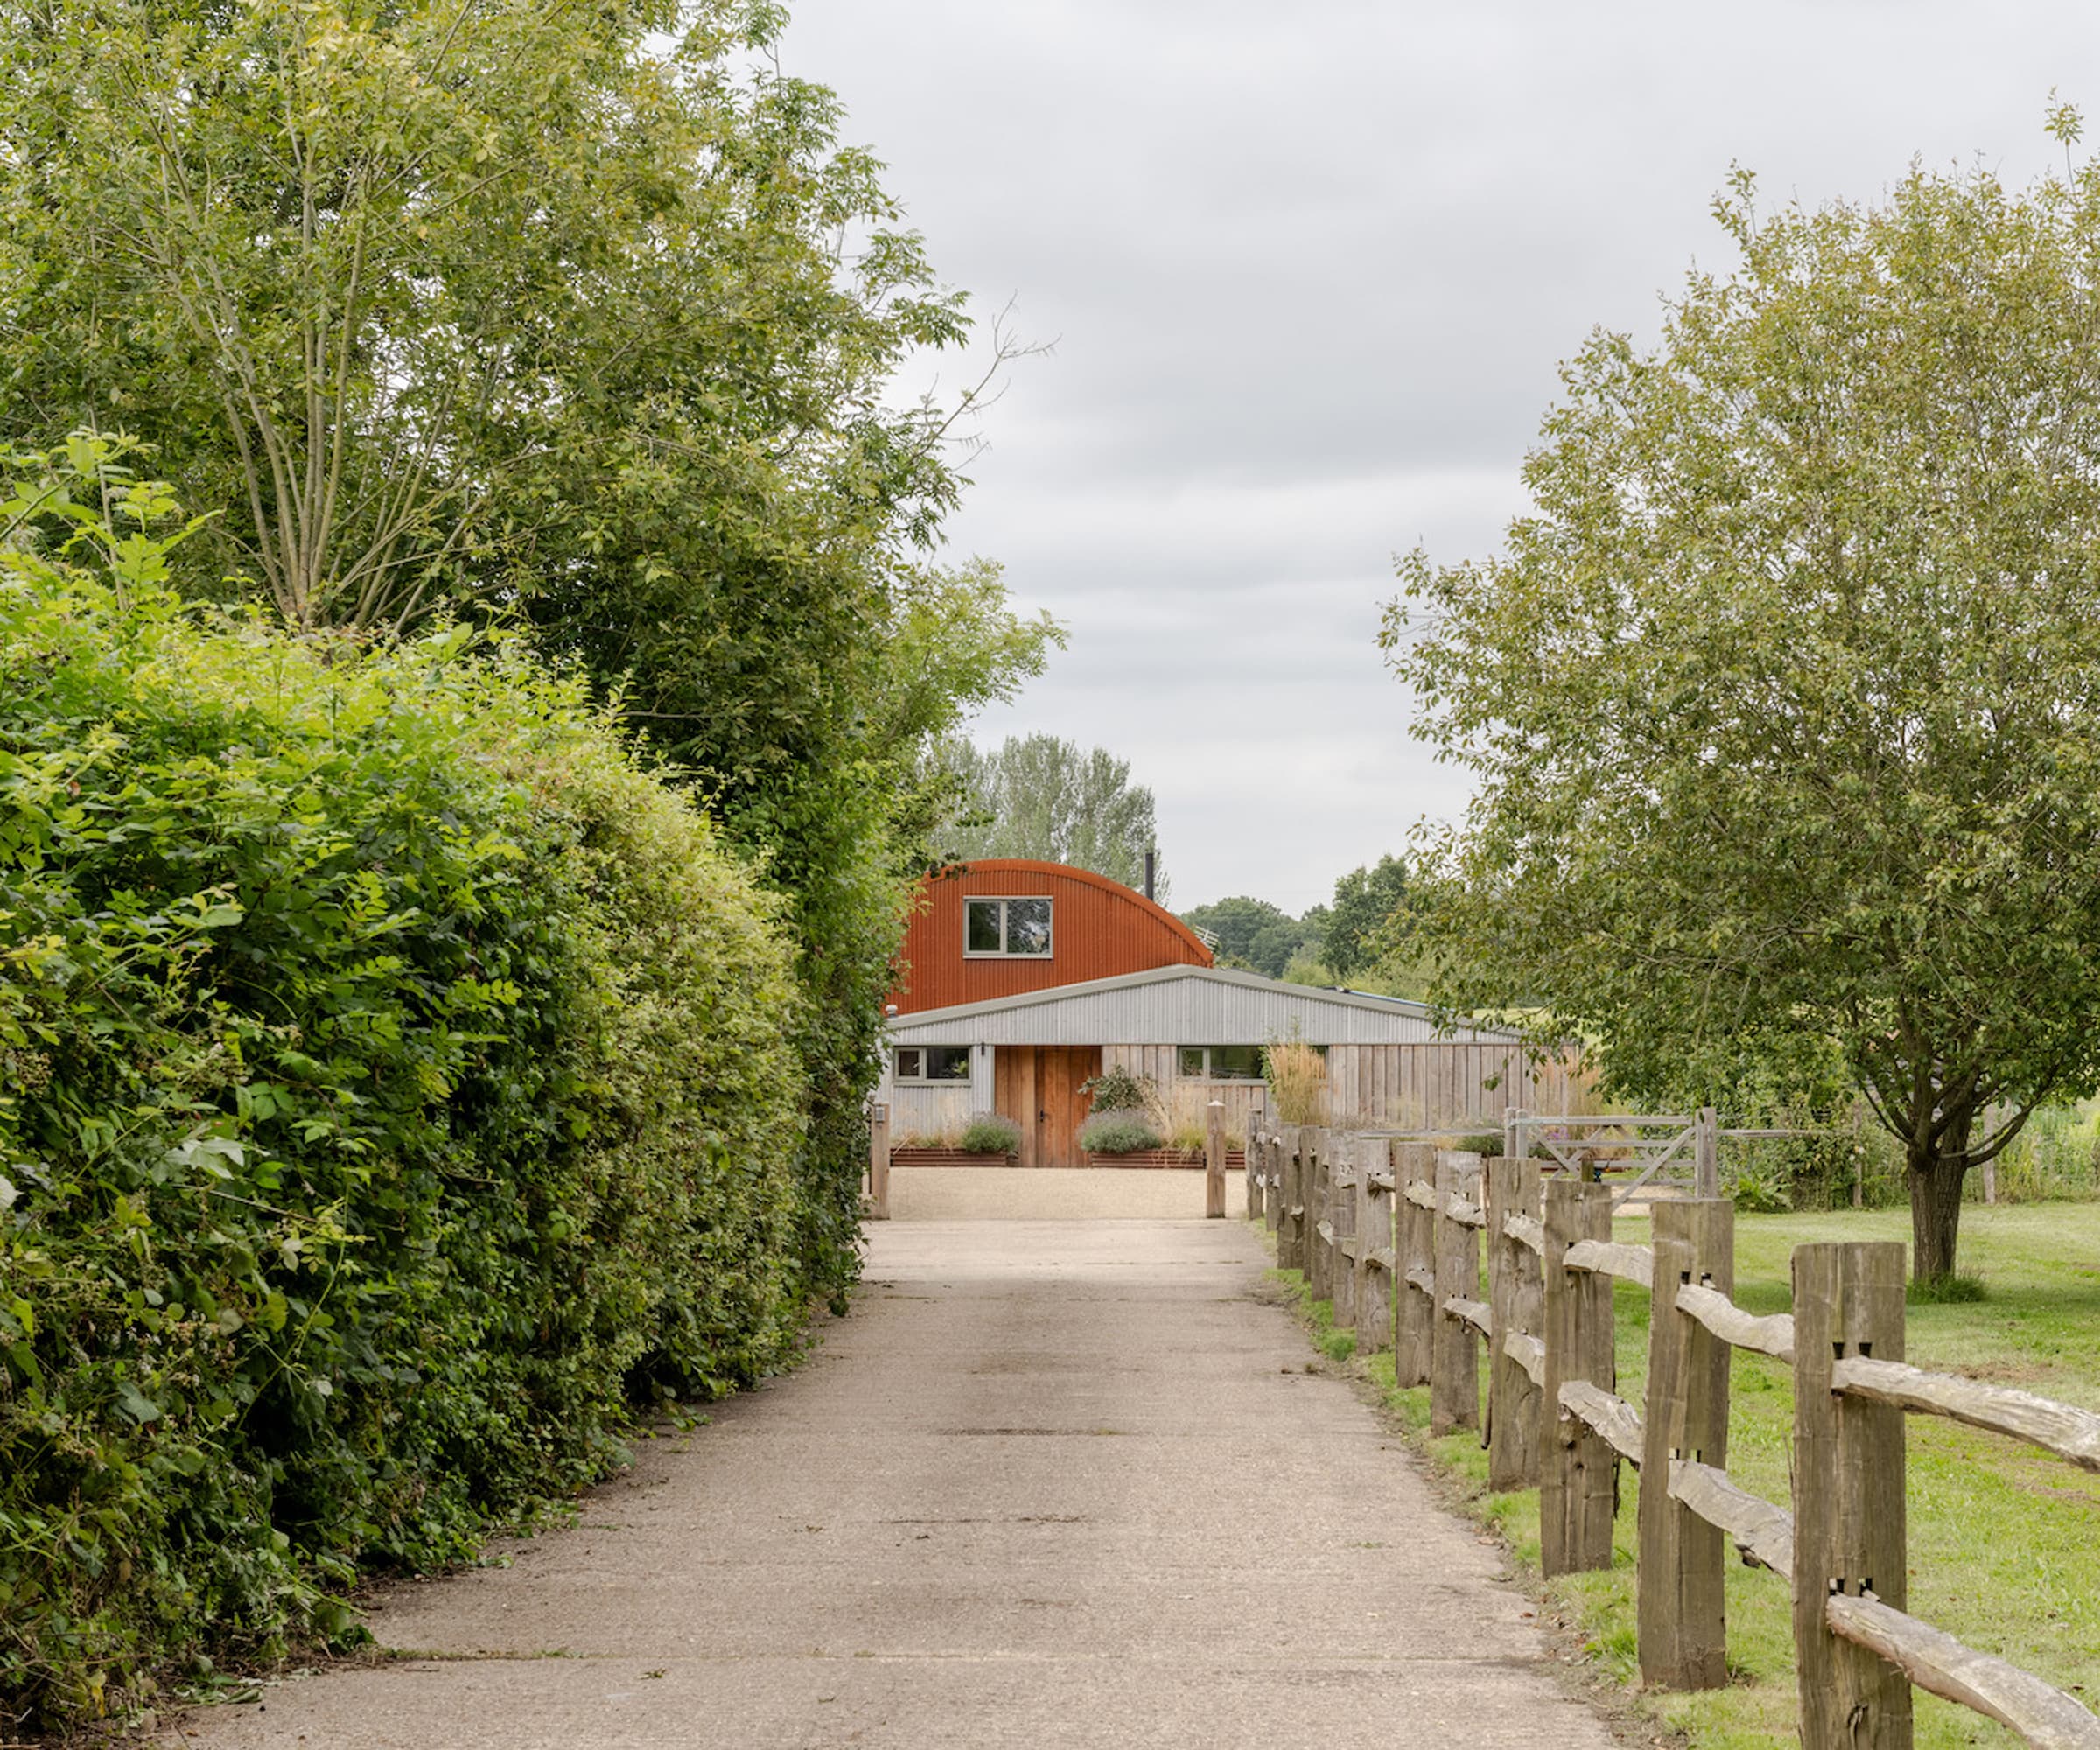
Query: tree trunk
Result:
<box><xmin>1904</xmin><ymin>1144</ymin><xmax>1967</xmax><ymax>1284</ymax></box>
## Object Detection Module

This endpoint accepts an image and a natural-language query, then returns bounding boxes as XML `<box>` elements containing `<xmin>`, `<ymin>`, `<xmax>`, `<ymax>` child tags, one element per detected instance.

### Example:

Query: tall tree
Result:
<box><xmin>0</xmin><ymin>0</ymin><xmax>1046</xmax><ymax>1301</ymax></box>
<box><xmin>1385</xmin><ymin>130</ymin><xmax>2100</xmax><ymax>1282</ymax></box>
<box><xmin>1323</xmin><ymin>855</ymin><xmax>1409</xmax><ymax>979</ymax></box>
<box><xmin>1178</xmin><ymin>896</ymin><xmax>1314</xmax><ymax>978</ymax></box>
<box><xmin>1</xmin><ymin>0</ymin><xmax>971</xmax><ymax>634</ymax></box>
<box><xmin>939</xmin><ymin>733</ymin><xmax>1166</xmax><ymax>898</ymax></box>
<box><xmin>872</xmin><ymin>559</ymin><xmax>1067</xmax><ymax>854</ymax></box>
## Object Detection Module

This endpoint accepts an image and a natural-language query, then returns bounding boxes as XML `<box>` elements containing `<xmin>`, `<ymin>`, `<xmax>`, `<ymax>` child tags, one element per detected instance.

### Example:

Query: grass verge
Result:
<box><xmin>1264</xmin><ymin>1203</ymin><xmax>2100</xmax><ymax>1750</ymax></box>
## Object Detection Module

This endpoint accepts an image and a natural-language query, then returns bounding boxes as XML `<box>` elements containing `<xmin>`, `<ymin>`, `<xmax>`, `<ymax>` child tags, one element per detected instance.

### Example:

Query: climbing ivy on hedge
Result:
<box><xmin>0</xmin><ymin>444</ymin><xmax>810</xmax><ymax>1731</ymax></box>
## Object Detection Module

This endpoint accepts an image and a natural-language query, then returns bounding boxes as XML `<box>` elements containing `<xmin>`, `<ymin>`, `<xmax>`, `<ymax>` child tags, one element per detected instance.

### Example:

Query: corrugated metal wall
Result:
<box><xmin>879</xmin><ymin>1043</ymin><xmax>995</xmax><ymax>1144</ymax></box>
<box><xmin>887</xmin><ymin>860</ymin><xmax>1210</xmax><ymax>1013</ymax></box>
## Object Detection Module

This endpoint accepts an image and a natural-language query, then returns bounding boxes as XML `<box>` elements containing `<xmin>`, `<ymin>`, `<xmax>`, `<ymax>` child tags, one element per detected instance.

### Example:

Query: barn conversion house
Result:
<box><xmin>879</xmin><ymin>860</ymin><xmax>1583</xmax><ymax>1167</ymax></box>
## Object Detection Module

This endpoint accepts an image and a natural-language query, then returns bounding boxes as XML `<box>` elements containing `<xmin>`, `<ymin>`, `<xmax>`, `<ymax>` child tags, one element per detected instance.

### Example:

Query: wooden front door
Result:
<box><xmin>994</xmin><ymin>1046</ymin><xmax>1102</xmax><ymax>1167</ymax></box>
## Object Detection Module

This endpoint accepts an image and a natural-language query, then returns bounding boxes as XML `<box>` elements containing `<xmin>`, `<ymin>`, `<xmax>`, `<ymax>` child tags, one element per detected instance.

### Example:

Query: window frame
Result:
<box><xmin>894</xmin><ymin>1044</ymin><xmax>972</xmax><ymax>1084</ymax></box>
<box><xmin>1176</xmin><ymin>1044</ymin><xmax>1321</xmax><ymax>1081</ymax></box>
<box><xmin>962</xmin><ymin>894</ymin><xmax>1055</xmax><ymax>959</ymax></box>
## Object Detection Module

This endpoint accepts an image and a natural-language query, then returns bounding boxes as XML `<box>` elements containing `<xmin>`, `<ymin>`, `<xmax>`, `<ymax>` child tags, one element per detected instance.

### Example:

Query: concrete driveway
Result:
<box><xmin>885</xmin><ymin>1163</ymin><xmax>1247</xmax><ymax>1221</ymax></box>
<box><xmin>162</xmin><ymin>1205</ymin><xmax>1618</xmax><ymax>1749</ymax></box>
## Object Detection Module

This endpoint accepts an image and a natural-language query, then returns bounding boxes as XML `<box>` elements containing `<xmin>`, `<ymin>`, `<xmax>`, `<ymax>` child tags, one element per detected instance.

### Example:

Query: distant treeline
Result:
<box><xmin>1182</xmin><ymin>856</ymin><xmax>1412</xmax><ymax>988</ymax></box>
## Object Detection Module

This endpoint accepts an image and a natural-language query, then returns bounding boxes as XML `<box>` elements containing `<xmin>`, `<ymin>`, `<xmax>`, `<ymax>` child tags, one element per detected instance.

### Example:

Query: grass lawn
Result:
<box><xmin>1272</xmin><ymin>1202</ymin><xmax>2100</xmax><ymax>1750</ymax></box>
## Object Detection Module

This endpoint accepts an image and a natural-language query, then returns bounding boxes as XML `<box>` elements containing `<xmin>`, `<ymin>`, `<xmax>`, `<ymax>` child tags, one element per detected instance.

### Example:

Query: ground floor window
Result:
<box><xmin>1176</xmin><ymin>1044</ymin><xmax>1270</xmax><ymax>1081</ymax></box>
<box><xmin>896</xmin><ymin>1045</ymin><xmax>971</xmax><ymax>1082</ymax></box>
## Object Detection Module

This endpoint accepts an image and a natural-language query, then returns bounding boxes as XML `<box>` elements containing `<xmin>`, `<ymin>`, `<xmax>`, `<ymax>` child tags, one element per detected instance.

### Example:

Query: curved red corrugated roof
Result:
<box><xmin>886</xmin><ymin>858</ymin><xmax>1213</xmax><ymax>1014</ymax></box>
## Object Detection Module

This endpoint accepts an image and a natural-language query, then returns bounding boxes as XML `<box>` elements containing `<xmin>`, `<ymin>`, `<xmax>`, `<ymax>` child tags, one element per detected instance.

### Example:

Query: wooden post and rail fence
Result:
<box><xmin>1241</xmin><ymin>1118</ymin><xmax>2100</xmax><ymax>1750</ymax></box>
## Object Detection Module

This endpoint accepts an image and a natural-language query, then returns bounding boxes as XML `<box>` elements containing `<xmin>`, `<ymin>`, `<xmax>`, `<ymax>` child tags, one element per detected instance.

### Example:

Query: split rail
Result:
<box><xmin>1242</xmin><ymin>1122</ymin><xmax>2100</xmax><ymax>1750</ymax></box>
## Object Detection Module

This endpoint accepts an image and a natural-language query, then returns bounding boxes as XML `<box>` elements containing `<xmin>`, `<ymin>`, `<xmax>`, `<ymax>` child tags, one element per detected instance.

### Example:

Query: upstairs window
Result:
<box><xmin>1177</xmin><ymin>1045</ymin><xmax>1278</xmax><ymax>1081</ymax></box>
<box><xmin>964</xmin><ymin>896</ymin><xmax>1053</xmax><ymax>956</ymax></box>
<box><xmin>896</xmin><ymin>1045</ymin><xmax>971</xmax><ymax>1083</ymax></box>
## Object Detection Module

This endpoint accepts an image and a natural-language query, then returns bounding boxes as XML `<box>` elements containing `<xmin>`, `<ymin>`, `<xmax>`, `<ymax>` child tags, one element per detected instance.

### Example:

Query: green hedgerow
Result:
<box><xmin>0</xmin><ymin>440</ymin><xmax>812</xmax><ymax>1731</ymax></box>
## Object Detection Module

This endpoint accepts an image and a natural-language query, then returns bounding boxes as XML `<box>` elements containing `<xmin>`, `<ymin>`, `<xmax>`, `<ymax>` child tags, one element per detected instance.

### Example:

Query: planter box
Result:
<box><xmin>1081</xmin><ymin>1148</ymin><xmax>1250</xmax><ymax>1171</ymax></box>
<box><xmin>888</xmin><ymin>1146</ymin><xmax>1248</xmax><ymax>1170</ymax></box>
<box><xmin>888</xmin><ymin>1147</ymin><xmax>1019</xmax><ymax>1169</ymax></box>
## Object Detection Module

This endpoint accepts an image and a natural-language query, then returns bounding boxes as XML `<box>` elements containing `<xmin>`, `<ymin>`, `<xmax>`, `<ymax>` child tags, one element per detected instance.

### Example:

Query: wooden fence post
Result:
<box><xmin>1639</xmin><ymin>1197</ymin><xmax>1733</xmax><ymax>1689</ymax></box>
<box><xmin>1357</xmin><ymin>1136</ymin><xmax>1393</xmax><ymax>1354</ymax></box>
<box><xmin>1205</xmin><ymin>1099</ymin><xmax>1227</xmax><ymax>1220</ymax></box>
<box><xmin>1246</xmin><ymin>1094</ymin><xmax>1267</xmax><ymax>1222</ymax></box>
<box><xmin>1431</xmin><ymin>1150</ymin><xmax>1482</xmax><ymax>1437</ymax></box>
<box><xmin>1541</xmin><ymin>1178</ymin><xmax>1615</xmax><ymax>1575</ymax></box>
<box><xmin>1395</xmin><ymin>1141</ymin><xmax>1435</xmax><ymax>1388</ymax></box>
<box><xmin>1278</xmin><ymin>1124</ymin><xmax>1306</xmax><ymax>1271</ymax></box>
<box><xmin>1306</xmin><ymin>1128</ymin><xmax>1334</xmax><ymax>1304</ymax></box>
<box><xmin>1330</xmin><ymin>1136</ymin><xmax>1360</xmax><ymax>1330</ymax></box>
<box><xmin>869</xmin><ymin>1102</ymin><xmax>892</xmax><ymax>1222</ymax></box>
<box><xmin>1264</xmin><ymin>1124</ymin><xmax>1284</xmax><ymax>1235</ymax></box>
<box><xmin>1486</xmin><ymin>1155</ymin><xmax>1544</xmax><ymax>1490</ymax></box>
<box><xmin>1793</xmin><ymin>1242</ymin><xmax>1910</xmax><ymax>1750</ymax></box>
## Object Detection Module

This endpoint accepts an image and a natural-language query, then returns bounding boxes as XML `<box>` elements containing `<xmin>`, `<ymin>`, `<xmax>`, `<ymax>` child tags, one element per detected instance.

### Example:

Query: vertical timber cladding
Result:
<box><xmin>993</xmin><ymin>1046</ymin><xmax>1102</xmax><ymax>1167</ymax></box>
<box><xmin>1322</xmin><ymin>1043</ymin><xmax>1592</xmax><ymax>1129</ymax></box>
<box><xmin>1102</xmin><ymin>1043</ymin><xmax>1269</xmax><ymax>1139</ymax></box>
<box><xmin>1107</xmin><ymin>1042</ymin><xmax>1588</xmax><ymax>1136</ymax></box>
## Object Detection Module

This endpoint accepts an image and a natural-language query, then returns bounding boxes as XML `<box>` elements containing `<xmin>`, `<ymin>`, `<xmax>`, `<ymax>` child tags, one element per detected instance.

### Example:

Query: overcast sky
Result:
<box><xmin>778</xmin><ymin>2</ymin><xmax>2098</xmax><ymax>913</ymax></box>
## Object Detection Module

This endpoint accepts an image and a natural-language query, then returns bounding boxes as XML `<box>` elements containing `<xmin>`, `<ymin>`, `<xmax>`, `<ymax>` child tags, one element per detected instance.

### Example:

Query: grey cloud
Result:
<box><xmin>953</xmin><ymin>468</ymin><xmax>1526</xmax><ymax>598</ymax></box>
<box><xmin>782</xmin><ymin>0</ymin><xmax>2100</xmax><ymax>907</ymax></box>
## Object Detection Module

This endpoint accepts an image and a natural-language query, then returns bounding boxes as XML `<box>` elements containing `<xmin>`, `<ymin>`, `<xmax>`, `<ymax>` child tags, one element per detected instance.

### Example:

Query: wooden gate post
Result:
<box><xmin>869</xmin><ymin>1102</ymin><xmax>892</xmax><ymax>1222</ymax></box>
<box><xmin>1430</xmin><ymin>1150</ymin><xmax>1482</xmax><ymax>1437</ymax></box>
<box><xmin>1395</xmin><ymin>1142</ymin><xmax>1436</xmax><ymax>1387</ymax></box>
<box><xmin>1306</xmin><ymin>1128</ymin><xmax>1334</xmax><ymax>1304</ymax></box>
<box><xmin>1486</xmin><ymin>1155</ymin><xmax>1544</xmax><ymax>1490</ymax></box>
<box><xmin>1793</xmin><ymin>1242</ymin><xmax>1910</xmax><ymax>1750</ymax></box>
<box><xmin>1277</xmin><ymin>1125</ymin><xmax>1306</xmax><ymax>1271</ymax></box>
<box><xmin>1264</xmin><ymin>1125</ymin><xmax>1284</xmax><ymax>1235</ymax></box>
<box><xmin>1639</xmin><ymin>1198</ymin><xmax>1733</xmax><ymax>1688</ymax></box>
<box><xmin>1695</xmin><ymin>1107</ymin><xmax>1720</xmax><ymax>1197</ymax></box>
<box><xmin>1541</xmin><ymin>1178</ymin><xmax>1615</xmax><ymax>1575</ymax></box>
<box><xmin>1205</xmin><ymin>1099</ymin><xmax>1227</xmax><ymax>1220</ymax></box>
<box><xmin>1356</xmin><ymin>1137</ymin><xmax>1393</xmax><ymax>1354</ymax></box>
